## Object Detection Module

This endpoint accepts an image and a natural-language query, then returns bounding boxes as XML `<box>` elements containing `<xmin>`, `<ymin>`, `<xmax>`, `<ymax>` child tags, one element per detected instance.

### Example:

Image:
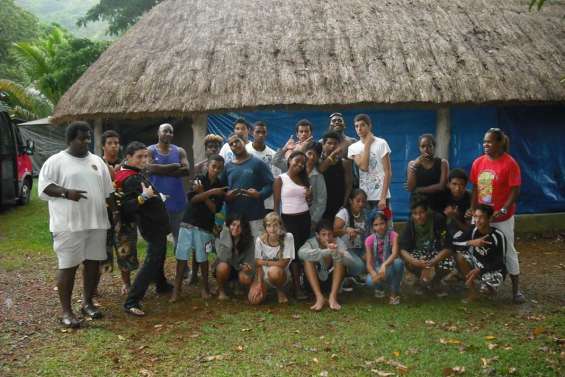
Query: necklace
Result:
<box><xmin>352</xmin><ymin>211</ymin><xmax>362</xmax><ymax>220</ymax></box>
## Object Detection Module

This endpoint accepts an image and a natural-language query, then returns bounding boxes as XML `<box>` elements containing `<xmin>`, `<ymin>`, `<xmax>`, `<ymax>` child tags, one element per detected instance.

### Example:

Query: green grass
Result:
<box><xmin>17</xmin><ymin>299</ymin><xmax>565</xmax><ymax>376</ymax></box>
<box><xmin>1</xmin><ymin>179</ymin><xmax>564</xmax><ymax>376</ymax></box>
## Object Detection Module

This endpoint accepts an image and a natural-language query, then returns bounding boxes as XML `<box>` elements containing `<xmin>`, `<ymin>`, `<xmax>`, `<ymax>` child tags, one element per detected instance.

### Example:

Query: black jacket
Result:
<box><xmin>119</xmin><ymin>166</ymin><xmax>170</xmax><ymax>241</ymax></box>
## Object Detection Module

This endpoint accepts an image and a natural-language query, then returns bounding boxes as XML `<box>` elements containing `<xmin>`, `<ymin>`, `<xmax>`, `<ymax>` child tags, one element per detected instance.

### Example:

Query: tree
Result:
<box><xmin>10</xmin><ymin>25</ymin><xmax>109</xmax><ymax>104</ymax></box>
<box><xmin>78</xmin><ymin>0</ymin><xmax>163</xmax><ymax>36</ymax></box>
<box><xmin>0</xmin><ymin>0</ymin><xmax>41</xmax><ymax>81</ymax></box>
<box><xmin>0</xmin><ymin>79</ymin><xmax>53</xmax><ymax>120</ymax></box>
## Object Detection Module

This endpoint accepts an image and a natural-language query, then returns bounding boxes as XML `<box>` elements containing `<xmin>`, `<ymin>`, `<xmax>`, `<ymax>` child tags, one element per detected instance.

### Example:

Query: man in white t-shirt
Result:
<box><xmin>38</xmin><ymin>122</ymin><xmax>114</xmax><ymax>328</ymax></box>
<box><xmin>246</xmin><ymin>121</ymin><xmax>281</xmax><ymax>213</ymax></box>
<box><xmin>347</xmin><ymin>114</ymin><xmax>392</xmax><ymax>210</ymax></box>
<box><xmin>219</xmin><ymin>118</ymin><xmax>251</xmax><ymax>164</ymax></box>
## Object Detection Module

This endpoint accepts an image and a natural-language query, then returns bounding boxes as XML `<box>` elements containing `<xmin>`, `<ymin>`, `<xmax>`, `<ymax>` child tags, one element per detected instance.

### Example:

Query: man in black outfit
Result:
<box><xmin>115</xmin><ymin>141</ymin><xmax>173</xmax><ymax>316</ymax></box>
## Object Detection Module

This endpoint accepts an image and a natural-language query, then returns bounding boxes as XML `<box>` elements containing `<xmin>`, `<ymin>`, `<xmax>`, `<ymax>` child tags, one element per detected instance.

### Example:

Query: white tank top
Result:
<box><xmin>280</xmin><ymin>173</ymin><xmax>309</xmax><ymax>214</ymax></box>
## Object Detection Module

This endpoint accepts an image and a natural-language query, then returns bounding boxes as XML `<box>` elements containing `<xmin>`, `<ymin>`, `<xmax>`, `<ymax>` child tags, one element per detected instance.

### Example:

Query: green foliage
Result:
<box><xmin>0</xmin><ymin>0</ymin><xmax>41</xmax><ymax>81</ymax></box>
<box><xmin>15</xmin><ymin>0</ymin><xmax>109</xmax><ymax>40</ymax></box>
<box><xmin>78</xmin><ymin>0</ymin><xmax>163</xmax><ymax>36</ymax></box>
<box><xmin>529</xmin><ymin>0</ymin><xmax>547</xmax><ymax>10</ymax></box>
<box><xmin>0</xmin><ymin>79</ymin><xmax>53</xmax><ymax>120</ymax></box>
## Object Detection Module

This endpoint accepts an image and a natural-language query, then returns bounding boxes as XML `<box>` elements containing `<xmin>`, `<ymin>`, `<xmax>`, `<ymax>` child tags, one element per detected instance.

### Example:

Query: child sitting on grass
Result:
<box><xmin>453</xmin><ymin>205</ymin><xmax>506</xmax><ymax>302</ymax></box>
<box><xmin>365</xmin><ymin>212</ymin><xmax>404</xmax><ymax>305</ymax></box>
<box><xmin>251</xmin><ymin>212</ymin><xmax>295</xmax><ymax>305</ymax></box>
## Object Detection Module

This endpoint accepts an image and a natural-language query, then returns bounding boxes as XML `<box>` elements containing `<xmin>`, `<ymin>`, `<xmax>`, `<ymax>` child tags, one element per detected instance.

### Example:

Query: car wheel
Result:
<box><xmin>17</xmin><ymin>178</ymin><xmax>32</xmax><ymax>205</ymax></box>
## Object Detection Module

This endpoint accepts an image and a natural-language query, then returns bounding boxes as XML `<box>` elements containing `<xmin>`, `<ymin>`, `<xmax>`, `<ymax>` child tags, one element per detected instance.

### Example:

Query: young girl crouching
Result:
<box><xmin>250</xmin><ymin>213</ymin><xmax>295</xmax><ymax>304</ymax></box>
<box><xmin>365</xmin><ymin>212</ymin><xmax>404</xmax><ymax>305</ymax></box>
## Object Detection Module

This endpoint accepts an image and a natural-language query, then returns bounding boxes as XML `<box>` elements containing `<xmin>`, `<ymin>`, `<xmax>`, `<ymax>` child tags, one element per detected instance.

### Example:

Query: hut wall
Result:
<box><xmin>209</xmin><ymin>105</ymin><xmax>565</xmax><ymax>220</ymax></box>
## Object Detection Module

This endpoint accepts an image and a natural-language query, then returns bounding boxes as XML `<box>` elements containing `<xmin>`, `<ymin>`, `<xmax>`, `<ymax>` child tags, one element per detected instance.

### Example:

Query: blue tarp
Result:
<box><xmin>209</xmin><ymin>106</ymin><xmax>565</xmax><ymax>220</ymax></box>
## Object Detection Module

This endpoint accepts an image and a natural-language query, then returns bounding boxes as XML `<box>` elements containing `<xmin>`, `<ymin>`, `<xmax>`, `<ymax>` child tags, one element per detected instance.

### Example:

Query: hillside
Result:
<box><xmin>14</xmin><ymin>0</ymin><xmax>110</xmax><ymax>40</ymax></box>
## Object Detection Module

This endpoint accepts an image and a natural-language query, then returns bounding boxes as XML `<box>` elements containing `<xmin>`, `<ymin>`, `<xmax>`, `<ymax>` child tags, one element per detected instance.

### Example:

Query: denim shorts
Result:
<box><xmin>175</xmin><ymin>224</ymin><xmax>215</xmax><ymax>263</ymax></box>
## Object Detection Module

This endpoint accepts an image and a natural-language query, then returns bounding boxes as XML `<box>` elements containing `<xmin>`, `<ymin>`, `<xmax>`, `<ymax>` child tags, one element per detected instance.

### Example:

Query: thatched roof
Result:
<box><xmin>53</xmin><ymin>0</ymin><xmax>565</xmax><ymax>122</ymax></box>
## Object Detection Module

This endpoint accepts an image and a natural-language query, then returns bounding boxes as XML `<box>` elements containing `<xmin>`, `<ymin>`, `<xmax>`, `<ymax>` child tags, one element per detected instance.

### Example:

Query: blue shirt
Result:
<box><xmin>148</xmin><ymin>144</ymin><xmax>187</xmax><ymax>213</ymax></box>
<box><xmin>222</xmin><ymin>156</ymin><xmax>274</xmax><ymax>221</ymax></box>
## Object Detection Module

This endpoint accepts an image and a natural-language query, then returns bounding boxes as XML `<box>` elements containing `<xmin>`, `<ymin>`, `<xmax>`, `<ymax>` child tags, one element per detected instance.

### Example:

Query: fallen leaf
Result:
<box><xmin>440</xmin><ymin>338</ymin><xmax>462</xmax><ymax>345</ymax></box>
<box><xmin>532</xmin><ymin>327</ymin><xmax>545</xmax><ymax>337</ymax></box>
<box><xmin>190</xmin><ymin>333</ymin><xmax>200</xmax><ymax>338</ymax></box>
<box><xmin>204</xmin><ymin>355</ymin><xmax>223</xmax><ymax>362</ymax></box>
<box><xmin>371</xmin><ymin>370</ymin><xmax>394</xmax><ymax>376</ymax></box>
<box><xmin>480</xmin><ymin>356</ymin><xmax>499</xmax><ymax>368</ymax></box>
<box><xmin>137</xmin><ymin>345</ymin><xmax>147</xmax><ymax>351</ymax></box>
<box><xmin>312</xmin><ymin>357</ymin><xmax>319</xmax><ymax>364</ymax></box>
<box><xmin>153</xmin><ymin>324</ymin><xmax>163</xmax><ymax>329</ymax></box>
<box><xmin>330</xmin><ymin>353</ymin><xmax>338</xmax><ymax>360</ymax></box>
<box><xmin>484</xmin><ymin>335</ymin><xmax>496</xmax><ymax>341</ymax></box>
<box><xmin>508</xmin><ymin>367</ymin><xmax>517</xmax><ymax>374</ymax></box>
<box><xmin>425</xmin><ymin>320</ymin><xmax>436</xmax><ymax>325</ymax></box>
<box><xmin>240</xmin><ymin>328</ymin><xmax>251</xmax><ymax>332</ymax></box>
<box><xmin>392</xmin><ymin>351</ymin><xmax>400</xmax><ymax>357</ymax></box>
<box><xmin>139</xmin><ymin>369</ymin><xmax>153</xmax><ymax>377</ymax></box>
<box><xmin>235</xmin><ymin>345</ymin><xmax>244</xmax><ymax>352</ymax></box>
<box><xmin>292</xmin><ymin>314</ymin><xmax>301</xmax><ymax>319</ymax></box>
<box><xmin>487</xmin><ymin>343</ymin><xmax>498</xmax><ymax>350</ymax></box>
<box><xmin>443</xmin><ymin>366</ymin><xmax>465</xmax><ymax>376</ymax></box>
<box><xmin>118</xmin><ymin>335</ymin><xmax>126</xmax><ymax>341</ymax></box>
<box><xmin>320</xmin><ymin>371</ymin><xmax>329</xmax><ymax>377</ymax></box>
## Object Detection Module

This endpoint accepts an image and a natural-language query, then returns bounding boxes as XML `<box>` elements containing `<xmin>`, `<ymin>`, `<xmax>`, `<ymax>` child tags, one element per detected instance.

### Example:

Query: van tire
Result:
<box><xmin>17</xmin><ymin>177</ymin><xmax>32</xmax><ymax>205</ymax></box>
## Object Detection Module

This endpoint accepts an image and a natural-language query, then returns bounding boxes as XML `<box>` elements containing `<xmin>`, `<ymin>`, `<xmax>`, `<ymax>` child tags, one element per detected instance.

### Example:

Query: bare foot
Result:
<box><xmin>328</xmin><ymin>296</ymin><xmax>341</xmax><ymax>311</ymax></box>
<box><xmin>121</xmin><ymin>284</ymin><xmax>130</xmax><ymax>296</ymax></box>
<box><xmin>277</xmin><ymin>290</ymin><xmax>288</xmax><ymax>304</ymax></box>
<box><xmin>310</xmin><ymin>297</ymin><xmax>326</xmax><ymax>312</ymax></box>
<box><xmin>201</xmin><ymin>288</ymin><xmax>211</xmax><ymax>300</ymax></box>
<box><xmin>218</xmin><ymin>290</ymin><xmax>229</xmax><ymax>301</ymax></box>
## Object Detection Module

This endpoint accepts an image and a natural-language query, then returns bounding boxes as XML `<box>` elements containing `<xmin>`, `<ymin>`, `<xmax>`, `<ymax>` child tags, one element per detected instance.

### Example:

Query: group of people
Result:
<box><xmin>38</xmin><ymin>113</ymin><xmax>526</xmax><ymax>328</ymax></box>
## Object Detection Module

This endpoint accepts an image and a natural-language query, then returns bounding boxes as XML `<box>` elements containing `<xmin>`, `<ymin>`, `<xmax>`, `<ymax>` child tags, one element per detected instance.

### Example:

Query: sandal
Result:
<box><xmin>61</xmin><ymin>314</ymin><xmax>81</xmax><ymax>329</ymax></box>
<box><xmin>81</xmin><ymin>305</ymin><xmax>103</xmax><ymax>319</ymax></box>
<box><xmin>124</xmin><ymin>306</ymin><xmax>145</xmax><ymax>317</ymax></box>
<box><xmin>513</xmin><ymin>292</ymin><xmax>526</xmax><ymax>304</ymax></box>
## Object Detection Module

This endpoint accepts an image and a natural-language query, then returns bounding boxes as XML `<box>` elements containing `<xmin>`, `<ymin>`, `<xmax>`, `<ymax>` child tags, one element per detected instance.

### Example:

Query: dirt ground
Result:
<box><xmin>1</xmin><ymin>236</ymin><xmax>564</xmax><ymax>371</ymax></box>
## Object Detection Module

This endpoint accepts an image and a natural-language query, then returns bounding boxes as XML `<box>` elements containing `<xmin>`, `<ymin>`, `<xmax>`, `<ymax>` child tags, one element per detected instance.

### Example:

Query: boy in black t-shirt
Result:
<box><xmin>443</xmin><ymin>168</ymin><xmax>471</xmax><ymax>236</ymax></box>
<box><xmin>453</xmin><ymin>205</ymin><xmax>506</xmax><ymax>301</ymax></box>
<box><xmin>171</xmin><ymin>155</ymin><xmax>227</xmax><ymax>301</ymax></box>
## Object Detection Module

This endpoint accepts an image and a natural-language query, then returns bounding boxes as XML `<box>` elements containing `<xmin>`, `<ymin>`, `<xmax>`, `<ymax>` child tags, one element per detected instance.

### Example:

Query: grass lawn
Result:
<box><xmin>1</xmin><ymin>181</ymin><xmax>563</xmax><ymax>376</ymax></box>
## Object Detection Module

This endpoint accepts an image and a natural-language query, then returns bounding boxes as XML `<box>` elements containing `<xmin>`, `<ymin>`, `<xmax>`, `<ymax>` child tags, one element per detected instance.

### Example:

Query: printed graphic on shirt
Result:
<box><xmin>477</xmin><ymin>170</ymin><xmax>496</xmax><ymax>205</ymax></box>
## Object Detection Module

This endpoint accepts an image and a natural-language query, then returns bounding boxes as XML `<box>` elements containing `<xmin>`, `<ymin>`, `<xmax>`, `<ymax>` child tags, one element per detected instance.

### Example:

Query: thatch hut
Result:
<box><xmin>52</xmin><ymin>0</ymin><xmax>565</xmax><ymax>217</ymax></box>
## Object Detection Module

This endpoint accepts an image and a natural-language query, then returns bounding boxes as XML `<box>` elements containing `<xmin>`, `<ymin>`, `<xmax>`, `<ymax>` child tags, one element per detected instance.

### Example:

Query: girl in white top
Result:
<box><xmin>254</xmin><ymin>212</ymin><xmax>295</xmax><ymax>304</ymax></box>
<box><xmin>273</xmin><ymin>151</ymin><xmax>311</xmax><ymax>300</ymax></box>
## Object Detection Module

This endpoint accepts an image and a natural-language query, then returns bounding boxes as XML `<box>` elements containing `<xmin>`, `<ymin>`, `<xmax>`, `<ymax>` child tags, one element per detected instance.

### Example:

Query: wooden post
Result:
<box><xmin>93</xmin><ymin>119</ymin><xmax>103</xmax><ymax>156</ymax></box>
<box><xmin>191</xmin><ymin>113</ymin><xmax>208</xmax><ymax>164</ymax></box>
<box><xmin>435</xmin><ymin>107</ymin><xmax>450</xmax><ymax>160</ymax></box>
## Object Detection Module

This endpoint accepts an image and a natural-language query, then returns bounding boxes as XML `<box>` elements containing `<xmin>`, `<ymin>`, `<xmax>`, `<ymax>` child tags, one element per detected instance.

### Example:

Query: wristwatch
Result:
<box><xmin>500</xmin><ymin>207</ymin><xmax>508</xmax><ymax>215</ymax></box>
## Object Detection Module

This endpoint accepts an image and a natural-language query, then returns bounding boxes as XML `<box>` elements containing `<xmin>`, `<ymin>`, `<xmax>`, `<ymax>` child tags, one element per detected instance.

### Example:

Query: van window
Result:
<box><xmin>0</xmin><ymin>113</ymin><xmax>16</xmax><ymax>155</ymax></box>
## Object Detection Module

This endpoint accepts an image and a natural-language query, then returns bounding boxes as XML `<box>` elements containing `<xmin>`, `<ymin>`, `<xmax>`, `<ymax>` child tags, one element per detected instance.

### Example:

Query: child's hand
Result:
<box><xmin>370</xmin><ymin>271</ymin><xmax>380</xmax><ymax>283</ymax></box>
<box><xmin>345</xmin><ymin>227</ymin><xmax>359</xmax><ymax>239</ymax></box>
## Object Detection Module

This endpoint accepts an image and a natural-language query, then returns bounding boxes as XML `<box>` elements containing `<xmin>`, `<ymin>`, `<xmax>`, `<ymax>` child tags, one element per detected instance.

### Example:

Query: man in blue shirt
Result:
<box><xmin>147</xmin><ymin>123</ymin><xmax>190</xmax><ymax>249</ymax></box>
<box><xmin>223</xmin><ymin>133</ymin><xmax>274</xmax><ymax>237</ymax></box>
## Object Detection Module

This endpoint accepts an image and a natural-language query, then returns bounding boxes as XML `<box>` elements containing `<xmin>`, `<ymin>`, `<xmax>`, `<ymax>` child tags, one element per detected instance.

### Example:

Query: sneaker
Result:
<box><xmin>351</xmin><ymin>275</ymin><xmax>366</xmax><ymax>286</ymax></box>
<box><xmin>435</xmin><ymin>288</ymin><xmax>449</xmax><ymax>298</ymax></box>
<box><xmin>341</xmin><ymin>278</ymin><xmax>354</xmax><ymax>292</ymax></box>
<box><xmin>389</xmin><ymin>296</ymin><xmax>400</xmax><ymax>305</ymax></box>
<box><xmin>374</xmin><ymin>289</ymin><xmax>386</xmax><ymax>298</ymax></box>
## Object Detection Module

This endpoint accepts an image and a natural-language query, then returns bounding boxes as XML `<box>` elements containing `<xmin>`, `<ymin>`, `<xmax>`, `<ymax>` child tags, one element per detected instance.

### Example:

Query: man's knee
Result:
<box><xmin>239</xmin><ymin>271</ymin><xmax>253</xmax><ymax>286</ymax></box>
<box><xmin>216</xmin><ymin>262</ymin><xmax>230</xmax><ymax>279</ymax></box>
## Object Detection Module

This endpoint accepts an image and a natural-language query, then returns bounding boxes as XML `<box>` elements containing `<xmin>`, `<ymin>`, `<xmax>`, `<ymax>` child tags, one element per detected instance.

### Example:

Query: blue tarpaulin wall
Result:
<box><xmin>209</xmin><ymin>106</ymin><xmax>565</xmax><ymax>220</ymax></box>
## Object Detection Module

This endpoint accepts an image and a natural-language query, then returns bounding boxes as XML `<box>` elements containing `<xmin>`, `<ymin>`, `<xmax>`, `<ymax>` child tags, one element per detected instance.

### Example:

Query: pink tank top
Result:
<box><xmin>280</xmin><ymin>173</ymin><xmax>309</xmax><ymax>214</ymax></box>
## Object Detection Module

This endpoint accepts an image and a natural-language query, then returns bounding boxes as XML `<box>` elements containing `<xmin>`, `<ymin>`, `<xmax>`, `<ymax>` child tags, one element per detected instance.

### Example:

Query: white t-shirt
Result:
<box><xmin>246</xmin><ymin>143</ymin><xmax>281</xmax><ymax>210</ymax></box>
<box><xmin>38</xmin><ymin>151</ymin><xmax>114</xmax><ymax>233</ymax></box>
<box><xmin>347</xmin><ymin>137</ymin><xmax>391</xmax><ymax>201</ymax></box>
<box><xmin>254</xmin><ymin>233</ymin><xmax>295</xmax><ymax>265</ymax></box>
<box><xmin>336</xmin><ymin>208</ymin><xmax>366</xmax><ymax>250</ymax></box>
<box><xmin>219</xmin><ymin>140</ymin><xmax>251</xmax><ymax>164</ymax></box>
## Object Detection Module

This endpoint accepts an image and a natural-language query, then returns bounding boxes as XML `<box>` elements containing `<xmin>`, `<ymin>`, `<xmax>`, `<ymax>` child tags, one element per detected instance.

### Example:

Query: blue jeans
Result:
<box><xmin>366</xmin><ymin>258</ymin><xmax>404</xmax><ymax>295</ymax></box>
<box><xmin>344</xmin><ymin>247</ymin><xmax>366</xmax><ymax>277</ymax></box>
